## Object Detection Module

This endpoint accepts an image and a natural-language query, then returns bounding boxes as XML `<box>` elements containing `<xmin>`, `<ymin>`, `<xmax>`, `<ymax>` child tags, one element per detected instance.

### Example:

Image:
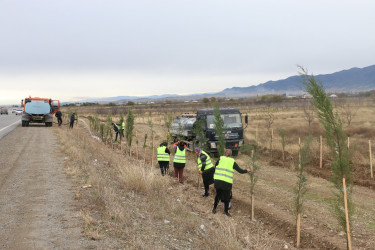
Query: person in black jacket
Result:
<box><xmin>55</xmin><ymin>110</ymin><xmax>62</xmax><ymax>126</ymax></box>
<box><xmin>112</xmin><ymin>122</ymin><xmax>121</xmax><ymax>142</ymax></box>
<box><xmin>212</xmin><ymin>149</ymin><xmax>251</xmax><ymax>217</ymax></box>
<box><xmin>157</xmin><ymin>142</ymin><xmax>171</xmax><ymax>176</ymax></box>
<box><xmin>70</xmin><ymin>113</ymin><xmax>77</xmax><ymax>128</ymax></box>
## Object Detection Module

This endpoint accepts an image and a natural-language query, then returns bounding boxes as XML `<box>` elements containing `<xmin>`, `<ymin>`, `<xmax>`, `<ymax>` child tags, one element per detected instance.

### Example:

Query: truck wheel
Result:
<box><xmin>22</xmin><ymin>121</ymin><xmax>25</xmax><ymax>127</ymax></box>
<box><xmin>25</xmin><ymin>122</ymin><xmax>29</xmax><ymax>127</ymax></box>
<box><xmin>232</xmin><ymin>150</ymin><xmax>239</xmax><ymax>156</ymax></box>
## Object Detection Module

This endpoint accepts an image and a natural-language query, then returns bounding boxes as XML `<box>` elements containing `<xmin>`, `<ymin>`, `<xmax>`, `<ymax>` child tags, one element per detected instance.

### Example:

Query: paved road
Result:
<box><xmin>0</xmin><ymin>126</ymin><xmax>90</xmax><ymax>249</ymax></box>
<box><xmin>0</xmin><ymin>113</ymin><xmax>21</xmax><ymax>140</ymax></box>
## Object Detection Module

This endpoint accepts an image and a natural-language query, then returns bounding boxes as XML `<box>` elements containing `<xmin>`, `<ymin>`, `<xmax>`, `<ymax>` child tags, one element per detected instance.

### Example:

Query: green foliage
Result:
<box><xmin>294</xmin><ymin>135</ymin><xmax>312</xmax><ymax>215</ymax></box>
<box><xmin>202</xmin><ymin>98</ymin><xmax>210</xmax><ymax>103</ymax></box>
<box><xmin>278</xmin><ymin>128</ymin><xmax>286</xmax><ymax>160</ymax></box>
<box><xmin>147</xmin><ymin>118</ymin><xmax>154</xmax><ymax>143</ymax></box>
<box><xmin>176</xmin><ymin>121</ymin><xmax>184</xmax><ymax>142</ymax></box>
<box><xmin>246</xmin><ymin>144</ymin><xmax>260</xmax><ymax>195</ymax></box>
<box><xmin>127</xmin><ymin>101</ymin><xmax>135</xmax><ymax>106</ymax></box>
<box><xmin>299</xmin><ymin>67</ymin><xmax>354</xmax><ymax>242</ymax></box>
<box><xmin>106</xmin><ymin>113</ymin><xmax>113</xmax><ymax>143</ymax></box>
<box><xmin>99</xmin><ymin>123</ymin><xmax>105</xmax><ymax>141</ymax></box>
<box><xmin>108</xmin><ymin>102</ymin><xmax>117</xmax><ymax>106</ymax></box>
<box><xmin>143</xmin><ymin>134</ymin><xmax>148</xmax><ymax>148</ymax></box>
<box><xmin>260</xmin><ymin>94</ymin><xmax>284</xmax><ymax>103</ymax></box>
<box><xmin>126</xmin><ymin>107</ymin><xmax>135</xmax><ymax>147</ymax></box>
<box><xmin>193</xmin><ymin>119</ymin><xmax>208</xmax><ymax>151</ymax></box>
<box><xmin>213</xmin><ymin>101</ymin><xmax>225</xmax><ymax>156</ymax></box>
<box><xmin>164</xmin><ymin>113</ymin><xmax>174</xmax><ymax>143</ymax></box>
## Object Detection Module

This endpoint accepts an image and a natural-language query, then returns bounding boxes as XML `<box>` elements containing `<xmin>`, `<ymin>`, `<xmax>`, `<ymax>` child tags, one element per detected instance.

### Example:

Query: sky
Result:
<box><xmin>0</xmin><ymin>0</ymin><xmax>374</xmax><ymax>105</ymax></box>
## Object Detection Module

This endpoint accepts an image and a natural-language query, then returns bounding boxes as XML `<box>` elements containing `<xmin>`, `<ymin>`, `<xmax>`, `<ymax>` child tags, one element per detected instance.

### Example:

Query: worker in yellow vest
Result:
<box><xmin>157</xmin><ymin>142</ymin><xmax>170</xmax><ymax>176</ymax></box>
<box><xmin>194</xmin><ymin>147</ymin><xmax>214</xmax><ymax>197</ymax></box>
<box><xmin>212</xmin><ymin>149</ymin><xmax>251</xmax><ymax>217</ymax></box>
<box><xmin>173</xmin><ymin>141</ymin><xmax>187</xmax><ymax>183</ymax></box>
<box><xmin>120</xmin><ymin>120</ymin><xmax>125</xmax><ymax>138</ymax></box>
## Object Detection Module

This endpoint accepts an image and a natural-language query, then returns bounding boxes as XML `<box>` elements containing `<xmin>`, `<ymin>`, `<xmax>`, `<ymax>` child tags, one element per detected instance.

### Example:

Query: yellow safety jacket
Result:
<box><xmin>157</xmin><ymin>146</ymin><xmax>169</xmax><ymax>162</ymax></box>
<box><xmin>173</xmin><ymin>147</ymin><xmax>186</xmax><ymax>164</ymax></box>
<box><xmin>214</xmin><ymin>156</ymin><xmax>235</xmax><ymax>184</ymax></box>
<box><xmin>197</xmin><ymin>151</ymin><xmax>213</xmax><ymax>171</ymax></box>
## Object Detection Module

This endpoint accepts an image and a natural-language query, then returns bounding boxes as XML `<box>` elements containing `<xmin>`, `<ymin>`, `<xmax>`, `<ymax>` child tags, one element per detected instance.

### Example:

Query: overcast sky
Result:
<box><xmin>0</xmin><ymin>0</ymin><xmax>374</xmax><ymax>105</ymax></box>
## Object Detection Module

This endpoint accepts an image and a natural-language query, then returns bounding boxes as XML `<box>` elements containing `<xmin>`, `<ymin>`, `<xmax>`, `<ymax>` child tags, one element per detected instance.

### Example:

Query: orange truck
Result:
<box><xmin>21</xmin><ymin>96</ymin><xmax>60</xmax><ymax>127</ymax></box>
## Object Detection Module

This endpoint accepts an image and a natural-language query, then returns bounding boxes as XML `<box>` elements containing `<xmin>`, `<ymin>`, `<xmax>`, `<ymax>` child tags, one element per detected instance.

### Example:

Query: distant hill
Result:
<box><xmin>80</xmin><ymin>65</ymin><xmax>375</xmax><ymax>103</ymax></box>
<box><xmin>218</xmin><ymin>65</ymin><xmax>375</xmax><ymax>97</ymax></box>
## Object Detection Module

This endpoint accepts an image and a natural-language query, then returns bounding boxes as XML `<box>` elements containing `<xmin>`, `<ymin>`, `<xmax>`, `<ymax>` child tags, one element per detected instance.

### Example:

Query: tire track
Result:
<box><xmin>0</xmin><ymin>128</ymin><xmax>35</xmax><ymax>192</ymax></box>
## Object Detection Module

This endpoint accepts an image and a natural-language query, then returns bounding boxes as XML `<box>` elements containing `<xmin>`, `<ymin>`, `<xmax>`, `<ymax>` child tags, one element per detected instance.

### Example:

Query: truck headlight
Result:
<box><xmin>210</xmin><ymin>142</ymin><xmax>216</xmax><ymax>149</ymax></box>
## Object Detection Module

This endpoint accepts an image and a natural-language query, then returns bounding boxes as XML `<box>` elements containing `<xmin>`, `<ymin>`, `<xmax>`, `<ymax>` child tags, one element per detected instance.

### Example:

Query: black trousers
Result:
<box><xmin>202</xmin><ymin>168</ymin><xmax>214</xmax><ymax>195</ymax></box>
<box><xmin>158</xmin><ymin>161</ymin><xmax>169</xmax><ymax>176</ymax></box>
<box><xmin>213</xmin><ymin>188</ymin><xmax>231</xmax><ymax>213</ymax></box>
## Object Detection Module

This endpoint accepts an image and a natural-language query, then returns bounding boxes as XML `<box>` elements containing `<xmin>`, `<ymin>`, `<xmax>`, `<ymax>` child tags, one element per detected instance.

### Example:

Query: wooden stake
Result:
<box><xmin>144</xmin><ymin>147</ymin><xmax>146</xmax><ymax>163</ymax></box>
<box><xmin>135</xmin><ymin>131</ymin><xmax>139</xmax><ymax>160</ymax></box>
<box><xmin>347</xmin><ymin>137</ymin><xmax>350</xmax><ymax>149</ymax></box>
<box><xmin>270</xmin><ymin>129</ymin><xmax>273</xmax><ymax>159</ymax></box>
<box><xmin>320</xmin><ymin>136</ymin><xmax>323</xmax><ymax>169</ymax></box>
<box><xmin>151</xmin><ymin>135</ymin><xmax>155</xmax><ymax>167</ymax></box>
<box><xmin>251</xmin><ymin>195</ymin><xmax>255</xmax><ymax>221</ymax></box>
<box><xmin>298</xmin><ymin>137</ymin><xmax>301</xmax><ymax>169</ymax></box>
<box><xmin>296</xmin><ymin>213</ymin><xmax>301</xmax><ymax>248</ymax></box>
<box><xmin>255</xmin><ymin>125</ymin><xmax>258</xmax><ymax>143</ymax></box>
<box><xmin>370</xmin><ymin>140</ymin><xmax>373</xmax><ymax>179</ymax></box>
<box><xmin>343</xmin><ymin>178</ymin><xmax>352</xmax><ymax>250</ymax></box>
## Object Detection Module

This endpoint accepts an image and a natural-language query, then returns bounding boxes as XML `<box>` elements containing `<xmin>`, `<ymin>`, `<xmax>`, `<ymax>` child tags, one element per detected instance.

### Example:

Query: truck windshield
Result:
<box><xmin>206</xmin><ymin>114</ymin><xmax>242</xmax><ymax>129</ymax></box>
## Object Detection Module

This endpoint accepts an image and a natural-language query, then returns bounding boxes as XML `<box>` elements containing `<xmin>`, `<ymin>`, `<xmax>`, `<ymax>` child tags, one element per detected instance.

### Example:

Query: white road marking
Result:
<box><xmin>0</xmin><ymin>120</ymin><xmax>21</xmax><ymax>132</ymax></box>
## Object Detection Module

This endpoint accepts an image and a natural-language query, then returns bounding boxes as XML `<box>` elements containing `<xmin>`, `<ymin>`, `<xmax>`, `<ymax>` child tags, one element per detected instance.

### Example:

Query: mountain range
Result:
<box><xmin>83</xmin><ymin>64</ymin><xmax>375</xmax><ymax>103</ymax></box>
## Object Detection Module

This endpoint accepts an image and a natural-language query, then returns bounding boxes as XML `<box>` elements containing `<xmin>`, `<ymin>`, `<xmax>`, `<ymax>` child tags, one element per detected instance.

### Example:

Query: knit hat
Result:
<box><xmin>194</xmin><ymin>147</ymin><xmax>201</xmax><ymax>154</ymax></box>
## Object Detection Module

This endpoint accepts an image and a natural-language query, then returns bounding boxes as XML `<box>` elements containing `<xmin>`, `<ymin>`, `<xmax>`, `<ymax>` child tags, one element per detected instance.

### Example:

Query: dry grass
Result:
<box><xmin>56</xmin><ymin>100</ymin><xmax>375</xmax><ymax>249</ymax></box>
<box><xmin>55</xmin><ymin>121</ymin><xmax>283</xmax><ymax>249</ymax></box>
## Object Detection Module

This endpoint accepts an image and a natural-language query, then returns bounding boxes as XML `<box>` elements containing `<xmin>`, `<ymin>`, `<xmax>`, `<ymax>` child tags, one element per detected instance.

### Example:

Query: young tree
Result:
<box><xmin>294</xmin><ymin>135</ymin><xmax>312</xmax><ymax>248</ymax></box>
<box><xmin>119</xmin><ymin>113</ymin><xmax>125</xmax><ymax>141</ymax></box>
<box><xmin>303</xmin><ymin>100</ymin><xmax>314</xmax><ymax>127</ymax></box>
<box><xmin>213</xmin><ymin>101</ymin><xmax>225</xmax><ymax>156</ymax></box>
<box><xmin>126</xmin><ymin>107</ymin><xmax>135</xmax><ymax>150</ymax></box>
<box><xmin>193</xmin><ymin>119</ymin><xmax>208</xmax><ymax>151</ymax></box>
<box><xmin>278</xmin><ymin>128</ymin><xmax>286</xmax><ymax>161</ymax></box>
<box><xmin>248</xmin><ymin>145</ymin><xmax>260</xmax><ymax>221</ymax></box>
<box><xmin>300</xmin><ymin>67</ymin><xmax>354</xmax><ymax>248</ymax></box>
<box><xmin>164</xmin><ymin>113</ymin><xmax>174</xmax><ymax>143</ymax></box>
<box><xmin>341</xmin><ymin>102</ymin><xmax>356</xmax><ymax>127</ymax></box>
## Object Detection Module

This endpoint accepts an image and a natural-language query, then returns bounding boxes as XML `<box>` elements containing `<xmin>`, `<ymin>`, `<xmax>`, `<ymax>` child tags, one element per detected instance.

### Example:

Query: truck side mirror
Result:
<box><xmin>245</xmin><ymin>115</ymin><xmax>248</xmax><ymax>124</ymax></box>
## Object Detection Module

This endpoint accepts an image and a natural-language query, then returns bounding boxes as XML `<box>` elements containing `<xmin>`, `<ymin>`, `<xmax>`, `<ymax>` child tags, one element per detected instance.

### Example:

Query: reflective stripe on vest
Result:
<box><xmin>157</xmin><ymin>146</ymin><xmax>169</xmax><ymax>162</ymax></box>
<box><xmin>197</xmin><ymin>151</ymin><xmax>213</xmax><ymax>171</ymax></box>
<box><xmin>214</xmin><ymin>156</ymin><xmax>235</xmax><ymax>184</ymax></box>
<box><xmin>173</xmin><ymin>147</ymin><xmax>186</xmax><ymax>163</ymax></box>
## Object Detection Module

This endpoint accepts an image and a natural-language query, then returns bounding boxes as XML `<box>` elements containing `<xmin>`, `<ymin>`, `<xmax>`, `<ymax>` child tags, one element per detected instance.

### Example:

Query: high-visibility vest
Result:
<box><xmin>114</xmin><ymin>123</ymin><xmax>120</xmax><ymax>131</ymax></box>
<box><xmin>157</xmin><ymin>146</ymin><xmax>169</xmax><ymax>162</ymax></box>
<box><xmin>173</xmin><ymin>147</ymin><xmax>186</xmax><ymax>164</ymax></box>
<box><xmin>214</xmin><ymin>156</ymin><xmax>235</xmax><ymax>184</ymax></box>
<box><xmin>121</xmin><ymin>121</ymin><xmax>125</xmax><ymax>130</ymax></box>
<box><xmin>197</xmin><ymin>151</ymin><xmax>213</xmax><ymax>171</ymax></box>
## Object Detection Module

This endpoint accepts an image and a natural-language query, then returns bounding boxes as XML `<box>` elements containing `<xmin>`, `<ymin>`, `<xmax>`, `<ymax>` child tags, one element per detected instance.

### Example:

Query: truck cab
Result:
<box><xmin>195</xmin><ymin>108</ymin><xmax>246</xmax><ymax>156</ymax></box>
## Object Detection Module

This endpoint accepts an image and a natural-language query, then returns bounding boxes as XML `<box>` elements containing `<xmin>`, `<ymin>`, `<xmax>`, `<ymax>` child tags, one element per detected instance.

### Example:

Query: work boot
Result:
<box><xmin>224</xmin><ymin>212</ymin><xmax>232</xmax><ymax>217</ymax></box>
<box><xmin>202</xmin><ymin>193</ymin><xmax>209</xmax><ymax>197</ymax></box>
<box><xmin>212</xmin><ymin>208</ymin><xmax>216</xmax><ymax>214</ymax></box>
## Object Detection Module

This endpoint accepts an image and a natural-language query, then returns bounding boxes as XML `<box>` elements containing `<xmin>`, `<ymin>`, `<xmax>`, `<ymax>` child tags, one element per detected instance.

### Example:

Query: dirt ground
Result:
<box><xmin>0</xmin><ymin>126</ymin><xmax>94</xmax><ymax>249</ymax></box>
<box><xmin>1</xmin><ymin>121</ymin><xmax>374</xmax><ymax>249</ymax></box>
<box><xmin>132</xmin><ymin>122</ymin><xmax>375</xmax><ymax>249</ymax></box>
